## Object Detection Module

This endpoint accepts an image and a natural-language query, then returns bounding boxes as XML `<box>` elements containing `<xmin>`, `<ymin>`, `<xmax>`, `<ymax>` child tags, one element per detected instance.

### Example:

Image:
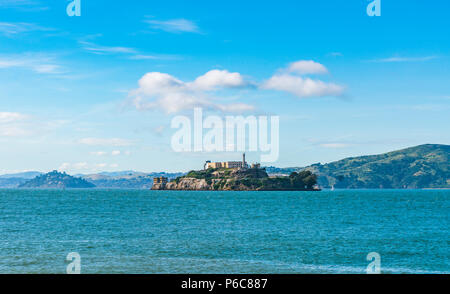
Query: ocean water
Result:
<box><xmin>0</xmin><ymin>189</ymin><xmax>448</xmax><ymax>274</ymax></box>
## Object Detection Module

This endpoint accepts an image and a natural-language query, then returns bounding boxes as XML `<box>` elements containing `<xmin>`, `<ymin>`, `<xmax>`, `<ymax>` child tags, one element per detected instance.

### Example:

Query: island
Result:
<box><xmin>152</xmin><ymin>154</ymin><xmax>319</xmax><ymax>191</ymax></box>
<box><xmin>19</xmin><ymin>170</ymin><xmax>96</xmax><ymax>189</ymax></box>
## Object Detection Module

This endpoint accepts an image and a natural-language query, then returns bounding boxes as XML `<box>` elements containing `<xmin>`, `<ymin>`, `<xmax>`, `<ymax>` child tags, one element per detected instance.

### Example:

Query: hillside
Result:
<box><xmin>304</xmin><ymin>144</ymin><xmax>449</xmax><ymax>189</ymax></box>
<box><xmin>0</xmin><ymin>171</ymin><xmax>42</xmax><ymax>179</ymax></box>
<box><xmin>19</xmin><ymin>171</ymin><xmax>96</xmax><ymax>189</ymax></box>
<box><xmin>82</xmin><ymin>172</ymin><xmax>183</xmax><ymax>189</ymax></box>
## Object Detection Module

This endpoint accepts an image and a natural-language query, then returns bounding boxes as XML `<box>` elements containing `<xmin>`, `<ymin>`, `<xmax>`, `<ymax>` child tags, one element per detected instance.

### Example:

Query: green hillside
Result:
<box><xmin>19</xmin><ymin>171</ymin><xmax>96</xmax><ymax>189</ymax></box>
<box><xmin>305</xmin><ymin>144</ymin><xmax>449</xmax><ymax>189</ymax></box>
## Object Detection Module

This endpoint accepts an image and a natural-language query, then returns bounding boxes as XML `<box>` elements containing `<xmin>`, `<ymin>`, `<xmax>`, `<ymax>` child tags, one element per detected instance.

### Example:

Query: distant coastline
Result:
<box><xmin>1</xmin><ymin>144</ymin><xmax>448</xmax><ymax>190</ymax></box>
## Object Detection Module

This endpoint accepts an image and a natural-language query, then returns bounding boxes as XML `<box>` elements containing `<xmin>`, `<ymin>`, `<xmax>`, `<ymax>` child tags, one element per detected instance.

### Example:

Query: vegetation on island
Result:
<box><xmin>165</xmin><ymin>167</ymin><xmax>319</xmax><ymax>191</ymax></box>
<box><xmin>81</xmin><ymin>172</ymin><xmax>183</xmax><ymax>189</ymax></box>
<box><xmin>305</xmin><ymin>144</ymin><xmax>450</xmax><ymax>189</ymax></box>
<box><xmin>19</xmin><ymin>170</ymin><xmax>96</xmax><ymax>189</ymax></box>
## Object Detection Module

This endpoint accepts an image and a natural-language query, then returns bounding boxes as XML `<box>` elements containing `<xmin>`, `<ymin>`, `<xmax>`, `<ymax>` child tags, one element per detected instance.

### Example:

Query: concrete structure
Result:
<box><xmin>153</xmin><ymin>177</ymin><xmax>168</xmax><ymax>189</ymax></box>
<box><xmin>205</xmin><ymin>153</ymin><xmax>248</xmax><ymax>170</ymax></box>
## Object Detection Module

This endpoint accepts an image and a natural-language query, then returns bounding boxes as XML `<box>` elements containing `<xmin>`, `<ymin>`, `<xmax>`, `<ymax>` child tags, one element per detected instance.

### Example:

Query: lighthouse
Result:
<box><xmin>243</xmin><ymin>153</ymin><xmax>247</xmax><ymax>169</ymax></box>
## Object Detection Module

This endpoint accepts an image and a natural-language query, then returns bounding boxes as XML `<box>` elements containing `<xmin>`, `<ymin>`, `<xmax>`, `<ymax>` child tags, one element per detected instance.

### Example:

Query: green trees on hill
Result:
<box><xmin>177</xmin><ymin>167</ymin><xmax>319</xmax><ymax>191</ymax></box>
<box><xmin>19</xmin><ymin>170</ymin><xmax>95</xmax><ymax>188</ymax></box>
<box><xmin>289</xmin><ymin>171</ymin><xmax>318</xmax><ymax>190</ymax></box>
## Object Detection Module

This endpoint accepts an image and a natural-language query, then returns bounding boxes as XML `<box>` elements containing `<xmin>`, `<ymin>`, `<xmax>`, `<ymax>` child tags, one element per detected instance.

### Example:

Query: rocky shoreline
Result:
<box><xmin>152</xmin><ymin>167</ymin><xmax>320</xmax><ymax>191</ymax></box>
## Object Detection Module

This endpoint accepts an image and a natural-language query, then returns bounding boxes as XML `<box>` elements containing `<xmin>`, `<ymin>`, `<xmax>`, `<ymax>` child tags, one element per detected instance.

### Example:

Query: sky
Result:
<box><xmin>0</xmin><ymin>0</ymin><xmax>449</xmax><ymax>174</ymax></box>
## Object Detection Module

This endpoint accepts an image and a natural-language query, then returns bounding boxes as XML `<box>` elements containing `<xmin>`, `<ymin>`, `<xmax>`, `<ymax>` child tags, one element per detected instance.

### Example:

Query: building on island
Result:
<box><xmin>205</xmin><ymin>153</ymin><xmax>251</xmax><ymax>170</ymax></box>
<box><xmin>153</xmin><ymin>177</ymin><xmax>168</xmax><ymax>189</ymax></box>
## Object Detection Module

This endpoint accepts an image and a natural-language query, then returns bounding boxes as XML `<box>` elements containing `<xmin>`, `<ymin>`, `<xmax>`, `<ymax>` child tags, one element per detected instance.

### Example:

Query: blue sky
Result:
<box><xmin>0</xmin><ymin>0</ymin><xmax>449</xmax><ymax>174</ymax></box>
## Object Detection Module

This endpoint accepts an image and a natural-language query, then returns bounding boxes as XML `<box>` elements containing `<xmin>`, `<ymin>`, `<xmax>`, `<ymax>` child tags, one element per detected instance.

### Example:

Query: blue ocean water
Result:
<box><xmin>0</xmin><ymin>189</ymin><xmax>448</xmax><ymax>274</ymax></box>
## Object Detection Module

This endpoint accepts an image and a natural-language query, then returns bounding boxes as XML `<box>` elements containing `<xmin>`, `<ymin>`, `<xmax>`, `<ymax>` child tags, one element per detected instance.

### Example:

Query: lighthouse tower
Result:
<box><xmin>242</xmin><ymin>153</ymin><xmax>247</xmax><ymax>169</ymax></box>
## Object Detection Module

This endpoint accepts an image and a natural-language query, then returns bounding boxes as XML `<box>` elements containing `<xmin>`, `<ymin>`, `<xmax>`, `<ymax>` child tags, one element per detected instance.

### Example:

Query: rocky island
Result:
<box><xmin>153</xmin><ymin>154</ymin><xmax>319</xmax><ymax>191</ymax></box>
<box><xmin>19</xmin><ymin>170</ymin><xmax>96</xmax><ymax>189</ymax></box>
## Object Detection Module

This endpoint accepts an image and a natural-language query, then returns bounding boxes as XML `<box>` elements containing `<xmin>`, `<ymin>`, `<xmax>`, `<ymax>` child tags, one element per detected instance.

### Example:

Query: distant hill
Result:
<box><xmin>0</xmin><ymin>170</ymin><xmax>184</xmax><ymax>189</ymax></box>
<box><xmin>0</xmin><ymin>171</ymin><xmax>42</xmax><ymax>179</ymax></box>
<box><xmin>81</xmin><ymin>172</ymin><xmax>183</xmax><ymax>189</ymax></box>
<box><xmin>0</xmin><ymin>178</ymin><xmax>29</xmax><ymax>188</ymax></box>
<box><xmin>304</xmin><ymin>144</ymin><xmax>449</xmax><ymax>189</ymax></box>
<box><xmin>19</xmin><ymin>171</ymin><xmax>96</xmax><ymax>189</ymax></box>
<box><xmin>3</xmin><ymin>145</ymin><xmax>449</xmax><ymax>189</ymax></box>
<box><xmin>0</xmin><ymin>171</ymin><xmax>43</xmax><ymax>188</ymax></box>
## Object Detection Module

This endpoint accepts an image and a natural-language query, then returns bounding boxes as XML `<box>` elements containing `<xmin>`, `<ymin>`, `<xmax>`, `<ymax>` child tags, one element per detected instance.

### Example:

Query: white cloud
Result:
<box><xmin>79</xmin><ymin>39</ymin><xmax>176</xmax><ymax>61</ymax></box>
<box><xmin>111</xmin><ymin>150</ymin><xmax>121</xmax><ymax>156</ymax></box>
<box><xmin>90</xmin><ymin>151</ymin><xmax>107</xmax><ymax>156</ymax></box>
<box><xmin>0</xmin><ymin>53</ymin><xmax>62</xmax><ymax>74</ymax></box>
<box><xmin>369</xmin><ymin>56</ymin><xmax>437</xmax><ymax>63</ymax></box>
<box><xmin>0</xmin><ymin>0</ymin><xmax>48</xmax><ymax>11</ymax></box>
<box><xmin>79</xmin><ymin>41</ymin><xmax>137</xmax><ymax>55</ymax></box>
<box><xmin>287</xmin><ymin>60</ymin><xmax>328</xmax><ymax>75</ymax></box>
<box><xmin>261</xmin><ymin>60</ymin><xmax>344</xmax><ymax>98</ymax></box>
<box><xmin>130</xmin><ymin>62</ymin><xmax>344</xmax><ymax>112</ymax></box>
<box><xmin>145</xmin><ymin>18</ymin><xmax>200</xmax><ymax>33</ymax></box>
<box><xmin>0</xmin><ymin>112</ymin><xmax>28</xmax><ymax>123</ymax></box>
<box><xmin>189</xmin><ymin>69</ymin><xmax>247</xmax><ymax>91</ymax></box>
<box><xmin>129</xmin><ymin>70</ymin><xmax>254</xmax><ymax>114</ymax></box>
<box><xmin>0</xmin><ymin>112</ymin><xmax>31</xmax><ymax>137</ymax></box>
<box><xmin>79</xmin><ymin>138</ymin><xmax>133</xmax><ymax>147</ymax></box>
<box><xmin>0</xmin><ymin>125</ymin><xmax>30</xmax><ymax>137</ymax></box>
<box><xmin>0</xmin><ymin>112</ymin><xmax>70</xmax><ymax>138</ymax></box>
<box><xmin>59</xmin><ymin>162</ymin><xmax>120</xmax><ymax>172</ymax></box>
<box><xmin>128</xmin><ymin>54</ymin><xmax>158</xmax><ymax>60</ymax></box>
<box><xmin>95</xmin><ymin>163</ymin><xmax>108</xmax><ymax>168</ymax></box>
<box><xmin>59</xmin><ymin>162</ymin><xmax>89</xmax><ymax>171</ymax></box>
<box><xmin>0</xmin><ymin>22</ymin><xmax>51</xmax><ymax>36</ymax></box>
<box><xmin>262</xmin><ymin>74</ymin><xmax>344</xmax><ymax>98</ymax></box>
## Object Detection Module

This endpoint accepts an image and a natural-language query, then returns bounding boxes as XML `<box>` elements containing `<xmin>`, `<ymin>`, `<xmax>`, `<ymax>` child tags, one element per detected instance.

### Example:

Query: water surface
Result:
<box><xmin>0</xmin><ymin>189</ymin><xmax>448</xmax><ymax>273</ymax></box>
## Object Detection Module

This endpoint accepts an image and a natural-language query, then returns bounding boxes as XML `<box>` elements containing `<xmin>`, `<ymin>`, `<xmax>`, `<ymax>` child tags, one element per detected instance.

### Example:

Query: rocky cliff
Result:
<box><xmin>153</xmin><ymin>167</ymin><xmax>318</xmax><ymax>191</ymax></box>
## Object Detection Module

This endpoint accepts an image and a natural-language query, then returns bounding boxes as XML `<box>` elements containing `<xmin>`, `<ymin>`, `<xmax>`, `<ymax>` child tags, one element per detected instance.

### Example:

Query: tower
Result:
<box><xmin>243</xmin><ymin>153</ymin><xmax>246</xmax><ymax>169</ymax></box>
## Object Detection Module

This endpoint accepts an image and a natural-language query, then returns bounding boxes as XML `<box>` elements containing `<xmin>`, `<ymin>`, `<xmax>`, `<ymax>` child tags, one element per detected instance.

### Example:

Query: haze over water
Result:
<box><xmin>0</xmin><ymin>189</ymin><xmax>448</xmax><ymax>274</ymax></box>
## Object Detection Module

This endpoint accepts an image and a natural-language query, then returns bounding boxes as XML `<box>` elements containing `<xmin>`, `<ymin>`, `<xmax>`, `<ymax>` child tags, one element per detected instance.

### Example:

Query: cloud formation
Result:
<box><xmin>190</xmin><ymin>69</ymin><xmax>247</xmax><ymax>91</ymax></box>
<box><xmin>287</xmin><ymin>60</ymin><xmax>328</xmax><ymax>75</ymax></box>
<box><xmin>79</xmin><ymin>41</ymin><xmax>137</xmax><ymax>55</ymax></box>
<box><xmin>0</xmin><ymin>53</ymin><xmax>62</xmax><ymax>74</ymax></box>
<box><xmin>0</xmin><ymin>22</ymin><xmax>52</xmax><ymax>36</ymax></box>
<box><xmin>369</xmin><ymin>56</ymin><xmax>438</xmax><ymax>63</ymax></box>
<box><xmin>79</xmin><ymin>38</ymin><xmax>177</xmax><ymax>60</ymax></box>
<box><xmin>262</xmin><ymin>74</ymin><xmax>344</xmax><ymax>98</ymax></box>
<box><xmin>59</xmin><ymin>162</ymin><xmax>119</xmax><ymax>172</ymax></box>
<box><xmin>0</xmin><ymin>112</ymin><xmax>31</xmax><ymax>137</ymax></box>
<box><xmin>262</xmin><ymin>60</ymin><xmax>344</xmax><ymax>98</ymax></box>
<box><xmin>129</xmin><ymin>61</ymin><xmax>344</xmax><ymax>113</ymax></box>
<box><xmin>129</xmin><ymin>70</ymin><xmax>254</xmax><ymax>114</ymax></box>
<box><xmin>145</xmin><ymin>18</ymin><xmax>200</xmax><ymax>33</ymax></box>
<box><xmin>0</xmin><ymin>112</ymin><xmax>28</xmax><ymax>123</ymax></box>
<box><xmin>79</xmin><ymin>138</ymin><xmax>133</xmax><ymax>147</ymax></box>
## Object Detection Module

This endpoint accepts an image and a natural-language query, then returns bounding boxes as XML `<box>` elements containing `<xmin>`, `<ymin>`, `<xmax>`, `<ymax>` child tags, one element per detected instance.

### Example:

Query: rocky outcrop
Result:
<box><xmin>152</xmin><ymin>167</ymin><xmax>319</xmax><ymax>191</ymax></box>
<box><xmin>164</xmin><ymin>178</ymin><xmax>212</xmax><ymax>191</ymax></box>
